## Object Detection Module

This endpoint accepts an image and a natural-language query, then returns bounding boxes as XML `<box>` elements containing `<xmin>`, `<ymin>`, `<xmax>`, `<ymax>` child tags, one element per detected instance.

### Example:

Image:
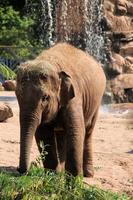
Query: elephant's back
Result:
<box><xmin>48</xmin><ymin>43</ymin><xmax>106</xmax><ymax>90</ymax></box>
<box><xmin>37</xmin><ymin>43</ymin><xmax>105</xmax><ymax>78</ymax></box>
<box><xmin>37</xmin><ymin>42</ymin><xmax>106</xmax><ymax>96</ymax></box>
<box><xmin>37</xmin><ymin>43</ymin><xmax>106</xmax><ymax>123</ymax></box>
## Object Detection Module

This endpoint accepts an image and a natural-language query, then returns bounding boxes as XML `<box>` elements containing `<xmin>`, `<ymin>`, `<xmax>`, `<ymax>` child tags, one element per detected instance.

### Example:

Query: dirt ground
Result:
<box><xmin>0</xmin><ymin>91</ymin><xmax>133</xmax><ymax>196</ymax></box>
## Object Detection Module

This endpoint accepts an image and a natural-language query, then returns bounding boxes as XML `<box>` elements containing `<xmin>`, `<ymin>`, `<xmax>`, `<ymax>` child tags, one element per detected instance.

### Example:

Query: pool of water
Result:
<box><xmin>0</xmin><ymin>96</ymin><xmax>17</xmax><ymax>102</ymax></box>
<box><xmin>0</xmin><ymin>95</ymin><xmax>18</xmax><ymax>108</ymax></box>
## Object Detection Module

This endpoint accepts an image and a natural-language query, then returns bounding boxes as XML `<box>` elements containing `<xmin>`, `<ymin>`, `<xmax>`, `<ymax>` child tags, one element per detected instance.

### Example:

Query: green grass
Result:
<box><xmin>0</xmin><ymin>63</ymin><xmax>16</xmax><ymax>80</ymax></box>
<box><xmin>0</xmin><ymin>166</ymin><xmax>132</xmax><ymax>200</ymax></box>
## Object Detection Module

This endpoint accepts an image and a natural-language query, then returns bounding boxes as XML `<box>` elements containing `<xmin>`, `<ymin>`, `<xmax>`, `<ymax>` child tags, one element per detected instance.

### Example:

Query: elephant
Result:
<box><xmin>16</xmin><ymin>43</ymin><xmax>106</xmax><ymax>177</ymax></box>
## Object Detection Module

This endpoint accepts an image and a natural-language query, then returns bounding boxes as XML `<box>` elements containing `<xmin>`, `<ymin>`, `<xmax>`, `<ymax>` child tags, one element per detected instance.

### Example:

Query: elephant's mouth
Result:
<box><xmin>41</xmin><ymin>97</ymin><xmax>61</xmax><ymax>125</ymax></box>
<box><xmin>41</xmin><ymin>108</ymin><xmax>59</xmax><ymax>125</ymax></box>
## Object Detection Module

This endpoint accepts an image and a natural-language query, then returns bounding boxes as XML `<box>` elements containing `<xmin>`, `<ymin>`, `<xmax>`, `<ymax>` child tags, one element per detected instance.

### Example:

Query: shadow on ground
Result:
<box><xmin>0</xmin><ymin>166</ymin><xmax>18</xmax><ymax>174</ymax></box>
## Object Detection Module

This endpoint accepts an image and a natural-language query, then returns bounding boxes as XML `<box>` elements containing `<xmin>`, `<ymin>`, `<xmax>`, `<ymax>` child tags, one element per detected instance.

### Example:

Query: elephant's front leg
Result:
<box><xmin>35</xmin><ymin>125</ymin><xmax>58</xmax><ymax>170</ymax></box>
<box><xmin>64</xmin><ymin>103</ymin><xmax>85</xmax><ymax>176</ymax></box>
<box><xmin>83</xmin><ymin>110</ymin><xmax>98</xmax><ymax>177</ymax></box>
<box><xmin>54</xmin><ymin>130</ymin><xmax>66</xmax><ymax>173</ymax></box>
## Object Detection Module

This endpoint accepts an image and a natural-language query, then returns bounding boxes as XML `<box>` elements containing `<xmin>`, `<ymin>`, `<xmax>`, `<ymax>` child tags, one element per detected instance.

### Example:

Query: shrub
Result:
<box><xmin>0</xmin><ymin>6</ymin><xmax>39</xmax><ymax>60</ymax></box>
<box><xmin>0</xmin><ymin>166</ymin><xmax>131</xmax><ymax>200</ymax></box>
<box><xmin>0</xmin><ymin>63</ymin><xmax>16</xmax><ymax>80</ymax></box>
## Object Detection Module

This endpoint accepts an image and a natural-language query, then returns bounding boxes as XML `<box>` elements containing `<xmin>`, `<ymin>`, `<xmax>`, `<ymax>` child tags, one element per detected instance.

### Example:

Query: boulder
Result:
<box><xmin>126</xmin><ymin>1</ymin><xmax>133</xmax><ymax>15</ymax></box>
<box><xmin>110</xmin><ymin>53</ymin><xmax>125</xmax><ymax>74</ymax></box>
<box><xmin>110</xmin><ymin>74</ymin><xmax>133</xmax><ymax>89</ymax></box>
<box><xmin>117</xmin><ymin>0</ymin><xmax>126</xmax><ymax>7</ymax></box>
<box><xmin>119</xmin><ymin>31</ymin><xmax>133</xmax><ymax>42</ymax></box>
<box><xmin>0</xmin><ymin>103</ymin><xmax>13</xmax><ymax>122</ymax></box>
<box><xmin>114</xmin><ymin>0</ymin><xmax>133</xmax><ymax>16</ymax></box>
<box><xmin>109</xmin><ymin>73</ymin><xmax>133</xmax><ymax>103</ymax></box>
<box><xmin>2</xmin><ymin>80</ymin><xmax>16</xmax><ymax>91</ymax></box>
<box><xmin>115</xmin><ymin>0</ymin><xmax>127</xmax><ymax>15</ymax></box>
<box><xmin>124</xmin><ymin>56</ymin><xmax>133</xmax><ymax>73</ymax></box>
<box><xmin>112</xmin><ymin>31</ymin><xmax>133</xmax><ymax>42</ymax></box>
<box><xmin>112</xmin><ymin>89</ymin><xmax>127</xmax><ymax>103</ymax></box>
<box><xmin>104</xmin><ymin>1</ymin><xmax>115</xmax><ymax>13</ymax></box>
<box><xmin>105</xmin><ymin>11</ymin><xmax>132</xmax><ymax>32</ymax></box>
<box><xmin>120</xmin><ymin>42</ymin><xmax>133</xmax><ymax>57</ymax></box>
<box><xmin>0</xmin><ymin>83</ymin><xmax>5</xmax><ymax>91</ymax></box>
<box><xmin>109</xmin><ymin>53</ymin><xmax>133</xmax><ymax>74</ymax></box>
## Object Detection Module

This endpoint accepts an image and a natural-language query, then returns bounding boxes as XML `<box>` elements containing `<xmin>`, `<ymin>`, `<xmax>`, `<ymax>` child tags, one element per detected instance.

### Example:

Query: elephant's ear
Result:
<box><xmin>59</xmin><ymin>71</ymin><xmax>75</xmax><ymax>106</ymax></box>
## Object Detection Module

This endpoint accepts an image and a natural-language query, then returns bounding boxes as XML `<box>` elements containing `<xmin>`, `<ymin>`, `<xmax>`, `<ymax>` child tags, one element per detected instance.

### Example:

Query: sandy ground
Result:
<box><xmin>0</xmin><ymin>91</ymin><xmax>133</xmax><ymax>196</ymax></box>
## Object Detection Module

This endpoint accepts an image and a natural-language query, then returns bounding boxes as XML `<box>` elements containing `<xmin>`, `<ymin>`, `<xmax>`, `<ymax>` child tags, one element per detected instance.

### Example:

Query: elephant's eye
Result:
<box><xmin>42</xmin><ymin>94</ymin><xmax>50</xmax><ymax>101</ymax></box>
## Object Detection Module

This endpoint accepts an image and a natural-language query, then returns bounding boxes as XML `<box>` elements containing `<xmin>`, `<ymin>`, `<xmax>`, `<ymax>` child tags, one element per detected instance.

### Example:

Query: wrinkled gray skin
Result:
<box><xmin>16</xmin><ymin>43</ymin><xmax>106</xmax><ymax>177</ymax></box>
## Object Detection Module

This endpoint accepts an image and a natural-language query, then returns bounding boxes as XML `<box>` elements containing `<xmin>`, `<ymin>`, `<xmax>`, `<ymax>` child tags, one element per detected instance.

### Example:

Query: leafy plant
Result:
<box><xmin>31</xmin><ymin>141</ymin><xmax>48</xmax><ymax>168</ymax></box>
<box><xmin>0</xmin><ymin>141</ymin><xmax>131</xmax><ymax>200</ymax></box>
<box><xmin>0</xmin><ymin>63</ymin><xmax>16</xmax><ymax>80</ymax></box>
<box><xmin>0</xmin><ymin>166</ymin><xmax>131</xmax><ymax>200</ymax></box>
<box><xmin>0</xmin><ymin>6</ymin><xmax>41</xmax><ymax>60</ymax></box>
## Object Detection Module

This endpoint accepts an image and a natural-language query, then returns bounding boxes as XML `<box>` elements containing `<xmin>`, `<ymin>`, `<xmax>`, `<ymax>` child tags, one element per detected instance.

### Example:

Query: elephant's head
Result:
<box><xmin>16</xmin><ymin>60</ymin><xmax>75</xmax><ymax>173</ymax></box>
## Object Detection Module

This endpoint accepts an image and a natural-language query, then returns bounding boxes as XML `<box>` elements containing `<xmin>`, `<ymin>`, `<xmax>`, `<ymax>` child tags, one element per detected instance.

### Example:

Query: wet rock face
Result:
<box><xmin>56</xmin><ymin>0</ymin><xmax>85</xmax><ymax>45</ymax></box>
<box><xmin>104</xmin><ymin>0</ymin><xmax>133</xmax><ymax>103</ymax></box>
<box><xmin>55</xmin><ymin>0</ymin><xmax>133</xmax><ymax>103</ymax></box>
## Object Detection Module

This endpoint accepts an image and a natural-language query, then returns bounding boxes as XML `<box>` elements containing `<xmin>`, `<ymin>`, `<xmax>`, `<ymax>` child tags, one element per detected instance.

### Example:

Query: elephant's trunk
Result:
<box><xmin>18</xmin><ymin>111</ymin><xmax>40</xmax><ymax>173</ymax></box>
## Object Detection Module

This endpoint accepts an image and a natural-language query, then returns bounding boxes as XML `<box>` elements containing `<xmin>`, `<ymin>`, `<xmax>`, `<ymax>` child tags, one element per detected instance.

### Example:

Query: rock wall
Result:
<box><xmin>55</xmin><ymin>0</ymin><xmax>133</xmax><ymax>103</ymax></box>
<box><xmin>103</xmin><ymin>0</ymin><xmax>133</xmax><ymax>103</ymax></box>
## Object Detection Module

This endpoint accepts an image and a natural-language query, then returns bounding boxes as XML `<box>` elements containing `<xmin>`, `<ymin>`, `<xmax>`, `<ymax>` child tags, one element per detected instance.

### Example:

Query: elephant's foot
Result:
<box><xmin>66</xmin><ymin>167</ymin><xmax>83</xmax><ymax>177</ymax></box>
<box><xmin>43</xmin><ymin>160</ymin><xmax>57</xmax><ymax>171</ymax></box>
<box><xmin>83</xmin><ymin>166</ymin><xmax>94</xmax><ymax>177</ymax></box>
<box><xmin>55</xmin><ymin>162</ymin><xmax>65</xmax><ymax>173</ymax></box>
<box><xmin>17</xmin><ymin>167</ymin><xmax>27</xmax><ymax>174</ymax></box>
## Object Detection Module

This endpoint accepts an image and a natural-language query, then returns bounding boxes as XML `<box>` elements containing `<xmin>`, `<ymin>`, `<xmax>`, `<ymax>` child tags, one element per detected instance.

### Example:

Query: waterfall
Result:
<box><xmin>26</xmin><ymin>0</ymin><xmax>106</xmax><ymax>63</ymax></box>
<box><xmin>84</xmin><ymin>0</ymin><xmax>105</xmax><ymax>63</ymax></box>
<box><xmin>46</xmin><ymin>0</ymin><xmax>54</xmax><ymax>46</ymax></box>
<box><xmin>55</xmin><ymin>0</ymin><xmax>105</xmax><ymax>63</ymax></box>
<box><xmin>40</xmin><ymin>0</ymin><xmax>54</xmax><ymax>46</ymax></box>
<box><xmin>60</xmin><ymin>0</ymin><xmax>69</xmax><ymax>41</ymax></box>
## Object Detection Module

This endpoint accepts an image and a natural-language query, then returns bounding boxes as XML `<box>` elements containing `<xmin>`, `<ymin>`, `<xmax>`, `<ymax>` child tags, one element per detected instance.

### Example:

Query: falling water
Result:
<box><xmin>26</xmin><ymin>0</ymin><xmax>106</xmax><ymax>63</ymax></box>
<box><xmin>46</xmin><ymin>0</ymin><xmax>54</xmax><ymax>46</ymax></box>
<box><xmin>40</xmin><ymin>0</ymin><xmax>54</xmax><ymax>46</ymax></box>
<box><xmin>84</xmin><ymin>0</ymin><xmax>105</xmax><ymax>62</ymax></box>
<box><xmin>60</xmin><ymin>0</ymin><xmax>69</xmax><ymax>41</ymax></box>
<box><xmin>26</xmin><ymin>0</ymin><xmax>55</xmax><ymax>47</ymax></box>
<box><xmin>55</xmin><ymin>0</ymin><xmax>106</xmax><ymax>63</ymax></box>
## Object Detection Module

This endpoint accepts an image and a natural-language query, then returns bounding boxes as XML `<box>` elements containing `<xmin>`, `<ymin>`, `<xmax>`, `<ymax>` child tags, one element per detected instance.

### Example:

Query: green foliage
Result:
<box><xmin>0</xmin><ymin>1</ymin><xmax>58</xmax><ymax>61</ymax></box>
<box><xmin>0</xmin><ymin>6</ymin><xmax>42</xmax><ymax>60</ymax></box>
<box><xmin>0</xmin><ymin>63</ymin><xmax>16</xmax><ymax>80</ymax></box>
<box><xmin>0</xmin><ymin>166</ymin><xmax>131</xmax><ymax>200</ymax></box>
<box><xmin>0</xmin><ymin>143</ymin><xmax>130</xmax><ymax>200</ymax></box>
<box><xmin>0</xmin><ymin>6</ymin><xmax>31</xmax><ymax>44</ymax></box>
<box><xmin>26</xmin><ymin>0</ymin><xmax>57</xmax><ymax>48</ymax></box>
<box><xmin>35</xmin><ymin>142</ymin><xmax>48</xmax><ymax>167</ymax></box>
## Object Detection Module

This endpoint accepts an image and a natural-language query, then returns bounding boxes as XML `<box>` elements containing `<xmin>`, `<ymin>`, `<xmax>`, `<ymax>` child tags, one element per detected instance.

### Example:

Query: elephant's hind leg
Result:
<box><xmin>83</xmin><ymin>110</ymin><xmax>98</xmax><ymax>177</ymax></box>
<box><xmin>35</xmin><ymin>125</ymin><xmax>58</xmax><ymax>170</ymax></box>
